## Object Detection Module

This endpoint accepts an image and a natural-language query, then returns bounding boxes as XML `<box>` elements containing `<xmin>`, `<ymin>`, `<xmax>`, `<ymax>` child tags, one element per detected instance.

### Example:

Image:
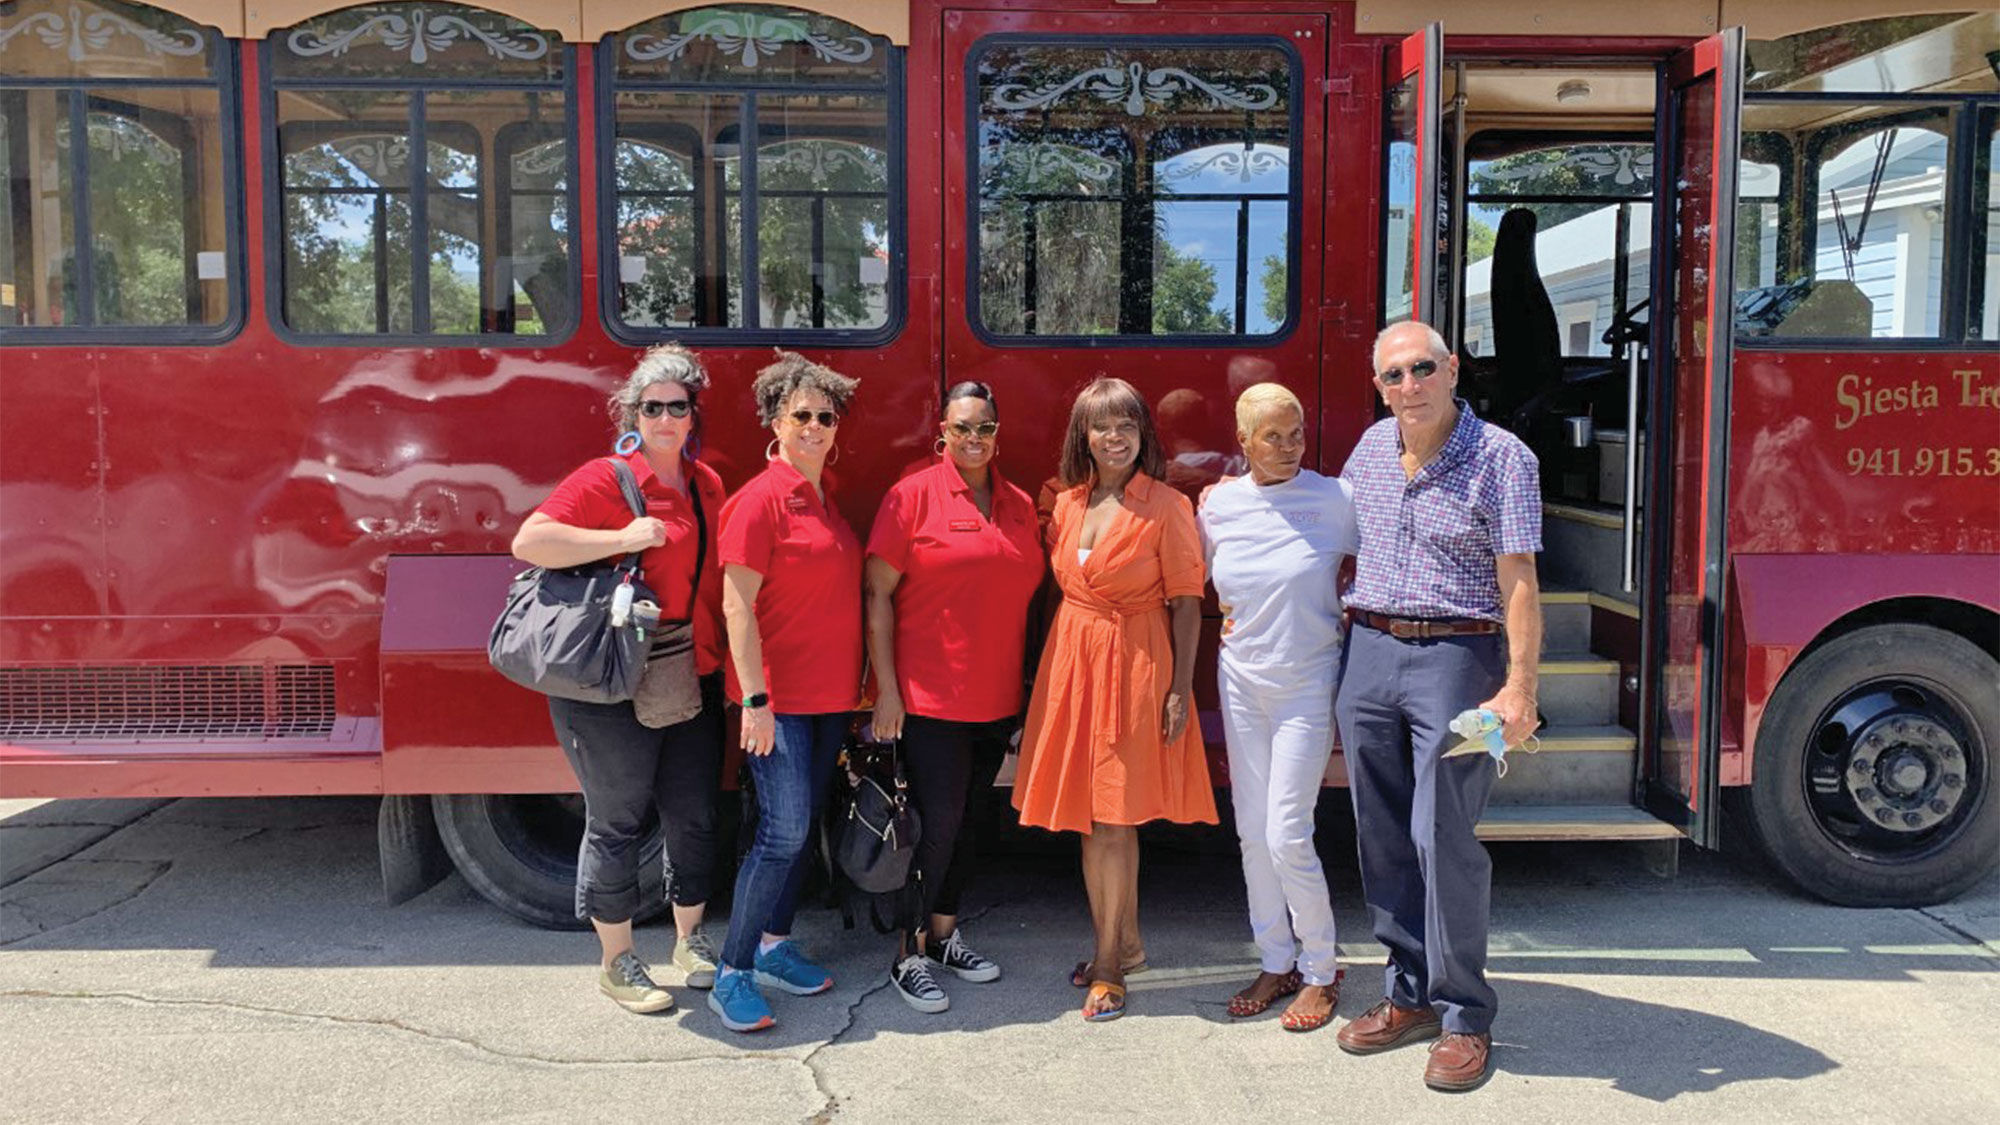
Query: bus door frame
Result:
<box><xmin>1638</xmin><ymin>28</ymin><xmax>1743</xmax><ymax>848</ymax></box>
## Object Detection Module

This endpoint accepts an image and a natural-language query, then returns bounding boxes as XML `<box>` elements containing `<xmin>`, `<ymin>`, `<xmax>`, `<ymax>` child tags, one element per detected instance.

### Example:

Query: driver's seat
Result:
<box><xmin>1489</xmin><ymin>207</ymin><xmax>1562</xmax><ymax>427</ymax></box>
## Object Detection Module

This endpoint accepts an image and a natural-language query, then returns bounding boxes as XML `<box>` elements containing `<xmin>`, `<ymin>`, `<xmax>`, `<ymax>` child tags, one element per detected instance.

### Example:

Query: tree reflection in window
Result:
<box><xmin>0</xmin><ymin>0</ymin><xmax>230</xmax><ymax>332</ymax></box>
<box><xmin>609</xmin><ymin>8</ymin><xmax>897</xmax><ymax>336</ymax></box>
<box><xmin>270</xmin><ymin>3</ymin><xmax>572</xmax><ymax>338</ymax></box>
<box><xmin>972</xmin><ymin>42</ymin><xmax>1297</xmax><ymax>339</ymax></box>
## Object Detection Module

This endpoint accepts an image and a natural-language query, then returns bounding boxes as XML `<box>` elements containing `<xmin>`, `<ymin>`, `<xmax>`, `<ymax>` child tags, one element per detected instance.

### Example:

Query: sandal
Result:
<box><xmin>1279</xmin><ymin>971</ymin><xmax>1344</xmax><ymax>1033</ymax></box>
<box><xmin>1227</xmin><ymin>969</ymin><xmax>1303</xmax><ymax>1019</ymax></box>
<box><xmin>1070</xmin><ymin>958</ymin><xmax>1148</xmax><ymax>989</ymax></box>
<box><xmin>1083</xmin><ymin>980</ymin><xmax>1126</xmax><ymax>1022</ymax></box>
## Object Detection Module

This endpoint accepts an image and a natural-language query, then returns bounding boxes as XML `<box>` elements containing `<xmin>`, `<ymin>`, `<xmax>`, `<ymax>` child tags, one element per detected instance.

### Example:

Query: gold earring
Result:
<box><xmin>828</xmin><ymin>442</ymin><xmax>840</xmax><ymax>466</ymax></box>
<box><xmin>765</xmin><ymin>438</ymin><xmax>780</xmax><ymax>461</ymax></box>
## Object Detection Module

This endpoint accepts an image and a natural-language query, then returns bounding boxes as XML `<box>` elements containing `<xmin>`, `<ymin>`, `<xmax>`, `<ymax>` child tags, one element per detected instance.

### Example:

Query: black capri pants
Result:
<box><xmin>547</xmin><ymin>673</ymin><xmax>724</xmax><ymax>925</ymax></box>
<box><xmin>899</xmin><ymin>713</ymin><xmax>1011</xmax><ymax>929</ymax></box>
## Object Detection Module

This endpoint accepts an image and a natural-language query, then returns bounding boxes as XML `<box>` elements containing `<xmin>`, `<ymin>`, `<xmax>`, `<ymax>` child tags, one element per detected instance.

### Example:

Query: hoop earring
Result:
<box><xmin>934</xmin><ymin>437</ymin><xmax>948</xmax><ymax>456</ymax></box>
<box><xmin>614</xmin><ymin>430</ymin><xmax>642</xmax><ymax>456</ymax></box>
<box><xmin>828</xmin><ymin>443</ymin><xmax>840</xmax><ymax>466</ymax></box>
<box><xmin>765</xmin><ymin>438</ymin><xmax>781</xmax><ymax>462</ymax></box>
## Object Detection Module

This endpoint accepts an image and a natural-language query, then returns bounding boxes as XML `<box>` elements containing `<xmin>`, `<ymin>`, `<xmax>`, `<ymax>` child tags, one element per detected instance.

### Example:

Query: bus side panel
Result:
<box><xmin>1728</xmin><ymin>554</ymin><xmax>2000</xmax><ymax>785</ymax></box>
<box><xmin>1725</xmin><ymin>348</ymin><xmax>2000</xmax><ymax>784</ymax></box>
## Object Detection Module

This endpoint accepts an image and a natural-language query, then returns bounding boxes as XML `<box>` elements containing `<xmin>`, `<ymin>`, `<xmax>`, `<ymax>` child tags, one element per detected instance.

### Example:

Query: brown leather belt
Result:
<box><xmin>1352</xmin><ymin>610</ymin><xmax>1502</xmax><ymax>640</ymax></box>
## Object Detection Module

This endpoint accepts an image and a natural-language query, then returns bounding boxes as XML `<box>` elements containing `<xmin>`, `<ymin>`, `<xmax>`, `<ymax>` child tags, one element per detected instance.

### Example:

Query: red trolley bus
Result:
<box><xmin>3</xmin><ymin>0</ymin><xmax>1995</xmax><ymax>925</ymax></box>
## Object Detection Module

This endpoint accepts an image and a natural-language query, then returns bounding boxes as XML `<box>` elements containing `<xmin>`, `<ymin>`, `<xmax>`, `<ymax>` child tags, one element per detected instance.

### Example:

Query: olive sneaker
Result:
<box><xmin>599</xmin><ymin>951</ymin><xmax>674</xmax><ymax>1014</ymax></box>
<box><xmin>932</xmin><ymin>929</ymin><xmax>1001</xmax><ymax>983</ymax></box>
<box><xmin>892</xmin><ymin>954</ymin><xmax>949</xmax><ymax>1013</ymax></box>
<box><xmin>672</xmin><ymin>931</ymin><xmax>719</xmax><ymax>990</ymax></box>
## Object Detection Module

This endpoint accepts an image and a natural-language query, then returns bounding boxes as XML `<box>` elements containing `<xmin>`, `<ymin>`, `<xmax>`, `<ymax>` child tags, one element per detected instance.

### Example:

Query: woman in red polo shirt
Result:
<box><xmin>511</xmin><ymin>343</ymin><xmax>726</xmax><ymax>1017</ymax></box>
<box><xmin>711</xmin><ymin>351</ymin><xmax>865</xmax><ymax>1034</ymax></box>
<box><xmin>865</xmin><ymin>381</ymin><xmax>1044</xmax><ymax>1014</ymax></box>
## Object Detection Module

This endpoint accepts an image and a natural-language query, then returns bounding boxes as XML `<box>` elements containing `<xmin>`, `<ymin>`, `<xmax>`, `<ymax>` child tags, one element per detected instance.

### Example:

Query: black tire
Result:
<box><xmin>1747</xmin><ymin>623</ymin><xmax>1999</xmax><ymax>907</ymax></box>
<box><xmin>431</xmin><ymin>793</ymin><xmax>666</xmax><ymax>930</ymax></box>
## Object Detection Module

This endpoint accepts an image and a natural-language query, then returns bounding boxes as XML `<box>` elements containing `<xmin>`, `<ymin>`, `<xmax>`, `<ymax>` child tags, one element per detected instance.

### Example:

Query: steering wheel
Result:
<box><xmin>1601</xmin><ymin>298</ymin><xmax>1650</xmax><ymax>349</ymax></box>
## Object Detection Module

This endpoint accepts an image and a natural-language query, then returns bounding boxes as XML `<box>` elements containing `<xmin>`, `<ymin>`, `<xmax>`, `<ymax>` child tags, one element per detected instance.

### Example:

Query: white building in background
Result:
<box><xmin>1463</xmin><ymin>128</ymin><xmax>1994</xmax><ymax>352</ymax></box>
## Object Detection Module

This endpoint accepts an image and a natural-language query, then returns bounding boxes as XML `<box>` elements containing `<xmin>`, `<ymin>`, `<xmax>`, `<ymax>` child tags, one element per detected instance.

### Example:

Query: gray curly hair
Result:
<box><xmin>751</xmin><ymin>350</ymin><xmax>859</xmax><ymax>427</ymax></box>
<box><xmin>608</xmin><ymin>343</ymin><xmax>711</xmax><ymax>434</ymax></box>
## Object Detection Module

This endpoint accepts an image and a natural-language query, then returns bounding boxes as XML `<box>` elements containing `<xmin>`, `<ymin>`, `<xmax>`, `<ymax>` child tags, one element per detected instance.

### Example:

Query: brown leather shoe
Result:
<box><xmin>1336</xmin><ymin>999</ymin><xmax>1442</xmax><ymax>1055</ymax></box>
<box><xmin>1423</xmin><ymin>1032</ymin><xmax>1493</xmax><ymax>1091</ymax></box>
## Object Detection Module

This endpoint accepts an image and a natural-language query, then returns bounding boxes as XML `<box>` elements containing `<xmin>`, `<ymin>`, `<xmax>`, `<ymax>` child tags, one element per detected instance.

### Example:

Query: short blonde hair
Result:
<box><xmin>1234</xmin><ymin>382</ymin><xmax>1303</xmax><ymax>437</ymax></box>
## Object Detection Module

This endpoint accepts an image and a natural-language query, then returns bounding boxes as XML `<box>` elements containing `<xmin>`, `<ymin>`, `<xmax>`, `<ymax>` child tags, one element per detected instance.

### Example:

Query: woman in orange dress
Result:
<box><xmin>1015</xmin><ymin>376</ymin><xmax>1219</xmax><ymax>1022</ymax></box>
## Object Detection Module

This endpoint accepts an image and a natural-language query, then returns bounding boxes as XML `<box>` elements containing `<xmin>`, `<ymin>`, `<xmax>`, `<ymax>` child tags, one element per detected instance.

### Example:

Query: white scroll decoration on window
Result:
<box><xmin>0</xmin><ymin>4</ymin><xmax>205</xmax><ymax>60</ymax></box>
<box><xmin>286</xmin><ymin>7</ymin><xmax>550</xmax><ymax>65</ymax></box>
<box><xmin>757</xmin><ymin>140</ymin><xmax>885</xmax><ymax>185</ymax></box>
<box><xmin>512</xmin><ymin>142</ymin><xmax>568</xmax><ymax>178</ymax></box>
<box><xmin>985</xmin><ymin>142</ymin><xmax>1120</xmax><ymax>190</ymax></box>
<box><xmin>625</xmin><ymin>10</ymin><xmax>874</xmax><ymax>68</ymax></box>
<box><xmin>331</xmin><ymin>136</ymin><xmax>411</xmax><ymax>181</ymax></box>
<box><xmin>1159</xmin><ymin>147</ymin><xmax>1288</xmax><ymax>184</ymax></box>
<box><xmin>990</xmin><ymin>61</ymin><xmax>1279</xmax><ymax>117</ymax></box>
<box><xmin>1478</xmin><ymin>145</ymin><xmax>1654</xmax><ymax>190</ymax></box>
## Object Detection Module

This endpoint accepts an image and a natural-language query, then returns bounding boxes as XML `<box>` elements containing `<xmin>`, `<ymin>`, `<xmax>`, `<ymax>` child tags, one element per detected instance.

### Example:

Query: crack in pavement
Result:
<box><xmin>0</xmin><ymin>859</ymin><xmax>173</xmax><ymax>948</ymax></box>
<box><xmin>0</xmin><ymin>989</ymin><xmax>807</xmax><ymax>1074</ymax></box>
<box><xmin>0</xmin><ymin>799</ymin><xmax>176</xmax><ymax>891</ymax></box>
<box><xmin>1915</xmin><ymin>906</ymin><xmax>2000</xmax><ymax>956</ymax></box>
<box><xmin>796</xmin><ymin>892</ymin><xmax>1023</xmax><ymax>1124</ymax></box>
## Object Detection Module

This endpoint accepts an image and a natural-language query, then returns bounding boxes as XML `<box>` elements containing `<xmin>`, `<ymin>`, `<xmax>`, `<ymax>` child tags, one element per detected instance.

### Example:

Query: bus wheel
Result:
<box><xmin>1749</xmin><ymin>623</ymin><xmax>1998</xmax><ymax>907</ymax></box>
<box><xmin>431</xmin><ymin>793</ymin><xmax>666</xmax><ymax>930</ymax></box>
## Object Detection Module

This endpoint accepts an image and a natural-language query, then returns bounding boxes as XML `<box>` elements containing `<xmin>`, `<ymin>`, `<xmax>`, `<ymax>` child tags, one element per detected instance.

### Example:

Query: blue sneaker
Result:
<box><xmin>754</xmin><ymin>940</ymin><xmax>834</xmax><ymax>996</ymax></box>
<box><xmin>708</xmin><ymin>968</ymin><xmax>775</xmax><ymax>1033</ymax></box>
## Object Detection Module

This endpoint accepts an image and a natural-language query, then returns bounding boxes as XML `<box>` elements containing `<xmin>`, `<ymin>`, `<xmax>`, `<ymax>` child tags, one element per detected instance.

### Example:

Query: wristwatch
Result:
<box><xmin>743</xmin><ymin>692</ymin><xmax>770</xmax><ymax>710</ymax></box>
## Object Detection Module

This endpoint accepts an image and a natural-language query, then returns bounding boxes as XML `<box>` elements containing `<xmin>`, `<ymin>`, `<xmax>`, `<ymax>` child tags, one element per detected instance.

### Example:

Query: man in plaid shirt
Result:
<box><xmin>1332</xmin><ymin>321</ymin><xmax>1543</xmax><ymax>1092</ymax></box>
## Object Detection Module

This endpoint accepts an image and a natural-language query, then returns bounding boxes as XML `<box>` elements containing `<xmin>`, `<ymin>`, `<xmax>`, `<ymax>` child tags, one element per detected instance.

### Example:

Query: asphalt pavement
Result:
<box><xmin>1</xmin><ymin>794</ymin><xmax>1995</xmax><ymax>1124</ymax></box>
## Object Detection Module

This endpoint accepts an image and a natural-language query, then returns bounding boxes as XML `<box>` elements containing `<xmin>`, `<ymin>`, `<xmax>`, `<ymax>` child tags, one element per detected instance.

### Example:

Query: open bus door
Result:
<box><xmin>1381</xmin><ymin>23</ymin><xmax>1442</xmax><ymax>326</ymax></box>
<box><xmin>1639</xmin><ymin>29</ymin><xmax>1743</xmax><ymax>849</ymax></box>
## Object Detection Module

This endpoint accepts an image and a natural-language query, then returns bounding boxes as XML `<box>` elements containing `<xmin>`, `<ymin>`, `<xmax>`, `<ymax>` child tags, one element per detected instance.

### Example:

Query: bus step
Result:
<box><xmin>1474</xmin><ymin>804</ymin><xmax>1683</xmax><ymax>841</ymax></box>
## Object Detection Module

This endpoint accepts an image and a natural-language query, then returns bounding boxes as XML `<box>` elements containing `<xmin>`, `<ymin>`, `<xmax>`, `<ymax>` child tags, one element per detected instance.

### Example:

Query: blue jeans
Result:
<box><xmin>722</xmin><ymin>711</ymin><xmax>850</xmax><ymax>970</ymax></box>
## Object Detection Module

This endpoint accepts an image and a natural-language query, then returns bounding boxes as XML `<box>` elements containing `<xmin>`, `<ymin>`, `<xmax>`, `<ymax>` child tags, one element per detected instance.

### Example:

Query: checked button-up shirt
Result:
<box><xmin>1340</xmin><ymin>400</ymin><xmax>1542</xmax><ymax>623</ymax></box>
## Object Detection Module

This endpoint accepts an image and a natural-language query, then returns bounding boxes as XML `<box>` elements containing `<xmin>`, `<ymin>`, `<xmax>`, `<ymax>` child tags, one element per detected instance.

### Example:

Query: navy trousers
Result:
<box><xmin>1334</xmin><ymin>621</ymin><xmax>1506</xmax><ymax>1034</ymax></box>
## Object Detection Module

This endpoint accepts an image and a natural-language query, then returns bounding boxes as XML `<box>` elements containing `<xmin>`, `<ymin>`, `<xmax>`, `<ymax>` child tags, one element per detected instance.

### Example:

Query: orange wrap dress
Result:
<box><xmin>1014</xmin><ymin>472</ymin><xmax>1220</xmax><ymax>833</ymax></box>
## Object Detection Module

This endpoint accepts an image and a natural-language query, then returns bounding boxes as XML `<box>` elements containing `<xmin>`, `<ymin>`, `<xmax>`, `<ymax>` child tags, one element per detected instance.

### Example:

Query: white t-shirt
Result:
<box><xmin>1198</xmin><ymin>469</ymin><xmax>1359</xmax><ymax>687</ymax></box>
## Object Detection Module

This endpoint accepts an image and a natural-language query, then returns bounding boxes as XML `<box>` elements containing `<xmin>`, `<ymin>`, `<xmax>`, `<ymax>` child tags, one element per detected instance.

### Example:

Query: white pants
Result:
<box><xmin>1220</xmin><ymin>655</ymin><xmax>1341</xmax><ymax>986</ymax></box>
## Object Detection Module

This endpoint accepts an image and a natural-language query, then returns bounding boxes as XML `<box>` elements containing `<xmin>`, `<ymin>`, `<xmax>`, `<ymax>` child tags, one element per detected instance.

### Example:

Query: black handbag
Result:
<box><xmin>488</xmin><ymin>459</ymin><xmax>658</xmax><ymax>704</ymax></box>
<box><xmin>835</xmin><ymin>741</ymin><xmax>922</xmax><ymax>896</ymax></box>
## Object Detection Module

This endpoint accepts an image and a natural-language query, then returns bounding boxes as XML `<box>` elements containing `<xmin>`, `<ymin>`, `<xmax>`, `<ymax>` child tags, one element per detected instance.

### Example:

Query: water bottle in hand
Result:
<box><xmin>1449</xmin><ymin>708</ymin><xmax>1508</xmax><ymax>759</ymax></box>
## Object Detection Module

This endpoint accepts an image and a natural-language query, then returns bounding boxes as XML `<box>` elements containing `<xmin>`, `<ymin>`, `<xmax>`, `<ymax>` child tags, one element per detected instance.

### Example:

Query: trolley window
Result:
<box><xmin>603</xmin><ymin>6</ymin><xmax>902</xmax><ymax>343</ymax></box>
<box><xmin>265</xmin><ymin>2</ymin><xmax>576</xmax><ymax>342</ymax></box>
<box><xmin>0</xmin><ymin>0</ymin><xmax>238</xmax><ymax>339</ymax></box>
<box><xmin>967</xmin><ymin>37</ymin><xmax>1300</xmax><ymax>343</ymax></box>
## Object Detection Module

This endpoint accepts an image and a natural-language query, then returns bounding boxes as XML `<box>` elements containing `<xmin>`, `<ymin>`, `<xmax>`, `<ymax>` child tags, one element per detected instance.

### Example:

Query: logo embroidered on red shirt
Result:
<box><xmin>949</xmin><ymin>519</ymin><xmax>981</xmax><ymax>532</ymax></box>
<box><xmin>784</xmin><ymin>495</ymin><xmax>810</xmax><ymax>514</ymax></box>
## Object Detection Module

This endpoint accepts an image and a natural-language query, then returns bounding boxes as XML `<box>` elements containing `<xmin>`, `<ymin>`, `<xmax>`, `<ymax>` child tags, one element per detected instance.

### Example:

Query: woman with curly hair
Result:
<box><xmin>710</xmin><ymin>350</ymin><xmax>865</xmax><ymax>1033</ymax></box>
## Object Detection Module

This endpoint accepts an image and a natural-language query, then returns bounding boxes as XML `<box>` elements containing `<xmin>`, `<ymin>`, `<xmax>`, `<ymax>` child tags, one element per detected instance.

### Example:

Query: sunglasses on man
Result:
<box><xmin>1376</xmin><ymin>359</ymin><xmax>1441</xmax><ymax>387</ymax></box>
<box><xmin>947</xmin><ymin>421</ymin><xmax>1000</xmax><ymax>439</ymax></box>
<box><xmin>638</xmin><ymin>399</ymin><xmax>692</xmax><ymax>419</ymax></box>
<box><xmin>788</xmin><ymin>408</ymin><xmax>841</xmax><ymax>428</ymax></box>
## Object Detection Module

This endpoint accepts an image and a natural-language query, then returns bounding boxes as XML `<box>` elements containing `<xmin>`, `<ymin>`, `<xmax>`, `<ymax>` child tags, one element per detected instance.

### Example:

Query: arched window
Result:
<box><xmin>0</xmin><ymin>0</ymin><xmax>237</xmax><ymax>336</ymax></box>
<box><xmin>267</xmin><ymin>2</ymin><xmax>575</xmax><ymax>340</ymax></box>
<box><xmin>604</xmin><ymin>5</ymin><xmax>902</xmax><ymax>341</ymax></box>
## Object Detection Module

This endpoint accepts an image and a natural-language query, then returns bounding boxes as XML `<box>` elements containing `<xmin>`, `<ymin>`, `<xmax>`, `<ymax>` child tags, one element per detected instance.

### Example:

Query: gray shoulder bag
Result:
<box><xmin>488</xmin><ymin>459</ymin><xmax>656</xmax><ymax>703</ymax></box>
<box><xmin>631</xmin><ymin>481</ymin><xmax>707</xmax><ymax>729</ymax></box>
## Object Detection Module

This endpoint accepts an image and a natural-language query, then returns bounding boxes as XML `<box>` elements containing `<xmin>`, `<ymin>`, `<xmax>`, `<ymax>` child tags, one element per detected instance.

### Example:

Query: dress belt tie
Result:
<box><xmin>1061</xmin><ymin>592</ymin><xmax>1163</xmax><ymax>748</ymax></box>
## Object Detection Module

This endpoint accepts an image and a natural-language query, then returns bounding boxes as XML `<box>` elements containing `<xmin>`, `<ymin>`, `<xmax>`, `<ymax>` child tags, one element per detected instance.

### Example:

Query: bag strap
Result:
<box><xmin>608</xmin><ymin>458</ymin><xmax>646</xmax><ymax>579</ymax></box>
<box><xmin>612</xmin><ymin>456</ymin><xmax>710</xmax><ymax>627</ymax></box>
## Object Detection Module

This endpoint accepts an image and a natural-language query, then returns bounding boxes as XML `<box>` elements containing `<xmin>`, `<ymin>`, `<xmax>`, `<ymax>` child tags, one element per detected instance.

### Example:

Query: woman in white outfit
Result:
<box><xmin>1197</xmin><ymin>382</ymin><xmax>1358</xmax><ymax>1032</ymax></box>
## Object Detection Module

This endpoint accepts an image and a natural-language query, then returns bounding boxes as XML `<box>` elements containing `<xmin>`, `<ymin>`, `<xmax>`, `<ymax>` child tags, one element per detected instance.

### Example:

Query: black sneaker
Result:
<box><xmin>892</xmin><ymin>954</ymin><xmax>949</xmax><ymax>1013</ymax></box>
<box><xmin>931</xmin><ymin>928</ymin><xmax>1001</xmax><ymax>982</ymax></box>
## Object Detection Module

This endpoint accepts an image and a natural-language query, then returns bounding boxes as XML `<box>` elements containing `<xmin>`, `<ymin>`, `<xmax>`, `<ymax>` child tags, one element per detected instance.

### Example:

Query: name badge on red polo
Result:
<box><xmin>949</xmin><ymin>519</ymin><xmax>981</xmax><ymax>532</ymax></box>
<box><xmin>785</xmin><ymin>495</ymin><xmax>810</xmax><ymax>514</ymax></box>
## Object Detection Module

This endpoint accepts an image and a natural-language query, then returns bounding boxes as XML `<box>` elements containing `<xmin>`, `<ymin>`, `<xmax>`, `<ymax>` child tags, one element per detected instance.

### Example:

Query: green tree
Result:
<box><xmin>1151</xmin><ymin>237</ymin><xmax>1229</xmax><ymax>334</ymax></box>
<box><xmin>1260</xmin><ymin>254</ymin><xmax>1286</xmax><ymax>328</ymax></box>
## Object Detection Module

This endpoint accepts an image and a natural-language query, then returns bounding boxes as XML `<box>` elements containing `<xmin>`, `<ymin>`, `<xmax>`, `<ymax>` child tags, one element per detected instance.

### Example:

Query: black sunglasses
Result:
<box><xmin>788</xmin><ymin>409</ymin><xmax>841</xmax><ymax>428</ymax></box>
<box><xmin>1376</xmin><ymin>359</ymin><xmax>1441</xmax><ymax>387</ymax></box>
<box><xmin>947</xmin><ymin>421</ymin><xmax>999</xmax><ymax>439</ymax></box>
<box><xmin>638</xmin><ymin>399</ymin><xmax>693</xmax><ymax>419</ymax></box>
